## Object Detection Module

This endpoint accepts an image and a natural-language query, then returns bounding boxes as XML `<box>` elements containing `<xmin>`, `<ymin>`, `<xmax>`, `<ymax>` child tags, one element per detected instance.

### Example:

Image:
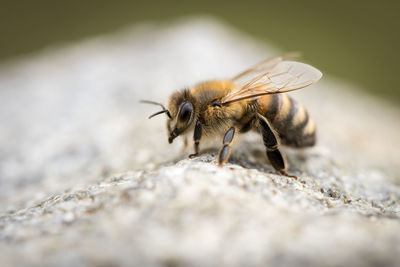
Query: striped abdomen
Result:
<box><xmin>257</xmin><ymin>94</ymin><xmax>316</xmax><ymax>147</ymax></box>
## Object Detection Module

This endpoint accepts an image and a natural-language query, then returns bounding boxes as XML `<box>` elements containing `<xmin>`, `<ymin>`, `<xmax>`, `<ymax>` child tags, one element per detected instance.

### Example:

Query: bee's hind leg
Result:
<box><xmin>218</xmin><ymin>127</ymin><xmax>236</xmax><ymax>166</ymax></box>
<box><xmin>189</xmin><ymin>120</ymin><xmax>202</xmax><ymax>158</ymax></box>
<box><xmin>257</xmin><ymin>113</ymin><xmax>297</xmax><ymax>179</ymax></box>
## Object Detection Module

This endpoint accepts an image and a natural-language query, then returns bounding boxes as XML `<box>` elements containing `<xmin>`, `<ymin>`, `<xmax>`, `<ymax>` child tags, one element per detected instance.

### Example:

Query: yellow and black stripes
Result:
<box><xmin>218</xmin><ymin>127</ymin><xmax>235</xmax><ymax>166</ymax></box>
<box><xmin>258</xmin><ymin>94</ymin><xmax>316</xmax><ymax>148</ymax></box>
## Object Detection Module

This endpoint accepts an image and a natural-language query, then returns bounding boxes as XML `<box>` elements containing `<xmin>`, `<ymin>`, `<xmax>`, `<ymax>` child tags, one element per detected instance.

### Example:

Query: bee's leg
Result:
<box><xmin>257</xmin><ymin>113</ymin><xmax>297</xmax><ymax>179</ymax></box>
<box><xmin>189</xmin><ymin>120</ymin><xmax>202</xmax><ymax>158</ymax></box>
<box><xmin>181</xmin><ymin>136</ymin><xmax>189</xmax><ymax>152</ymax></box>
<box><xmin>218</xmin><ymin>127</ymin><xmax>236</xmax><ymax>166</ymax></box>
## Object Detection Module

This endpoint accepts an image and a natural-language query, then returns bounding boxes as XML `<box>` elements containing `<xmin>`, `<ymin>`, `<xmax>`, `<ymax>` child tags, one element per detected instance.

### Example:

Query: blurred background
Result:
<box><xmin>1</xmin><ymin>0</ymin><xmax>400</xmax><ymax>103</ymax></box>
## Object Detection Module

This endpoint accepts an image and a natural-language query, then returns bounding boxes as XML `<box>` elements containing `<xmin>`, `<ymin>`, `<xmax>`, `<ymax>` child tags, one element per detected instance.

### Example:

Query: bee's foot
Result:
<box><xmin>188</xmin><ymin>153</ymin><xmax>199</xmax><ymax>159</ymax></box>
<box><xmin>279</xmin><ymin>170</ymin><xmax>298</xmax><ymax>180</ymax></box>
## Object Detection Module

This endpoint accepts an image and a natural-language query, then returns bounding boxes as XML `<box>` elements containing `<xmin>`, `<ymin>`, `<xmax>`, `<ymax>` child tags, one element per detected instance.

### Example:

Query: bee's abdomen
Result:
<box><xmin>258</xmin><ymin>94</ymin><xmax>316</xmax><ymax>147</ymax></box>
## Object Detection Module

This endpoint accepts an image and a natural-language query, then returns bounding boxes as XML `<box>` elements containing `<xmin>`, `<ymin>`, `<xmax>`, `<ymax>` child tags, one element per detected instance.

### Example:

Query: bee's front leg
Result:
<box><xmin>181</xmin><ymin>136</ymin><xmax>189</xmax><ymax>153</ymax></box>
<box><xmin>189</xmin><ymin>120</ymin><xmax>202</xmax><ymax>158</ymax></box>
<box><xmin>218</xmin><ymin>127</ymin><xmax>236</xmax><ymax>166</ymax></box>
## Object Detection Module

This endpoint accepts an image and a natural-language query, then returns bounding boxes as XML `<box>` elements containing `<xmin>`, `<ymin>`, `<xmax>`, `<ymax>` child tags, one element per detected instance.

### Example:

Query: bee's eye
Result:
<box><xmin>179</xmin><ymin>102</ymin><xmax>193</xmax><ymax>122</ymax></box>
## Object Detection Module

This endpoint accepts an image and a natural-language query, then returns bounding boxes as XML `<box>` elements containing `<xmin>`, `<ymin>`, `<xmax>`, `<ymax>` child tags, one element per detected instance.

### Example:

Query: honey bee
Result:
<box><xmin>141</xmin><ymin>55</ymin><xmax>322</xmax><ymax>178</ymax></box>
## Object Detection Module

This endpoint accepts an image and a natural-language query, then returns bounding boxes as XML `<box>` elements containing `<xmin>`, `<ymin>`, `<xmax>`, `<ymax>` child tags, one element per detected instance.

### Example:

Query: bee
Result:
<box><xmin>141</xmin><ymin>55</ymin><xmax>322</xmax><ymax>178</ymax></box>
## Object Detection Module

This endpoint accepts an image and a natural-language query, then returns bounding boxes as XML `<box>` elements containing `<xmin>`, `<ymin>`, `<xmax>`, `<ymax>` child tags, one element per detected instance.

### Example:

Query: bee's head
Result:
<box><xmin>166</xmin><ymin>90</ymin><xmax>196</xmax><ymax>144</ymax></box>
<box><xmin>141</xmin><ymin>90</ymin><xmax>196</xmax><ymax>144</ymax></box>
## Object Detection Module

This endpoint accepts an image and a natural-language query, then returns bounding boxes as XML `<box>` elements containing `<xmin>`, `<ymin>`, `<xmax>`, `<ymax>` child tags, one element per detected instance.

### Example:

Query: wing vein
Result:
<box><xmin>221</xmin><ymin>58</ymin><xmax>322</xmax><ymax>105</ymax></box>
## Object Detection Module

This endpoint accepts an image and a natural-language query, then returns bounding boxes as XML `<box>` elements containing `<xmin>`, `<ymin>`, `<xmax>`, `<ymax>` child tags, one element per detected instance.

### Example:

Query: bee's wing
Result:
<box><xmin>231</xmin><ymin>52</ymin><xmax>300</xmax><ymax>82</ymax></box>
<box><xmin>221</xmin><ymin>60</ymin><xmax>322</xmax><ymax>105</ymax></box>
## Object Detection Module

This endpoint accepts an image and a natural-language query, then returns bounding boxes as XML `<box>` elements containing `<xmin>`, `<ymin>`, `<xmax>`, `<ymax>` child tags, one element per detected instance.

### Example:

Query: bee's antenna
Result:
<box><xmin>140</xmin><ymin>100</ymin><xmax>166</xmax><ymax>110</ymax></box>
<box><xmin>140</xmin><ymin>100</ymin><xmax>172</xmax><ymax>119</ymax></box>
<box><xmin>148</xmin><ymin>110</ymin><xmax>170</xmax><ymax>119</ymax></box>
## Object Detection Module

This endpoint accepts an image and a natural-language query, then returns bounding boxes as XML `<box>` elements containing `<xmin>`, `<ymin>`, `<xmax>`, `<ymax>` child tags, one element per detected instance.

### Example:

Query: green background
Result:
<box><xmin>2</xmin><ymin>0</ymin><xmax>399</xmax><ymax>103</ymax></box>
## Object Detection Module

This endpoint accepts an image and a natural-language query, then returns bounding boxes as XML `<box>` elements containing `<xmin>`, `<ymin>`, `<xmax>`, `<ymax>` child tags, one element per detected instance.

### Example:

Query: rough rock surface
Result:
<box><xmin>1</xmin><ymin>18</ymin><xmax>400</xmax><ymax>267</ymax></box>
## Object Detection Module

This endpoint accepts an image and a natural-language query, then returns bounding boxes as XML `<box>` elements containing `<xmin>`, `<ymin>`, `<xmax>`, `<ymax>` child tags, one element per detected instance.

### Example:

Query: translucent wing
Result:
<box><xmin>232</xmin><ymin>52</ymin><xmax>300</xmax><ymax>82</ymax></box>
<box><xmin>222</xmin><ymin>59</ymin><xmax>322</xmax><ymax>105</ymax></box>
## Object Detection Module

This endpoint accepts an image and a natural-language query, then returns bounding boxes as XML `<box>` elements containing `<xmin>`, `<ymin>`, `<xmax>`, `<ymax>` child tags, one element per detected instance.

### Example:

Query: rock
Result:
<box><xmin>1</xmin><ymin>17</ymin><xmax>400</xmax><ymax>267</ymax></box>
